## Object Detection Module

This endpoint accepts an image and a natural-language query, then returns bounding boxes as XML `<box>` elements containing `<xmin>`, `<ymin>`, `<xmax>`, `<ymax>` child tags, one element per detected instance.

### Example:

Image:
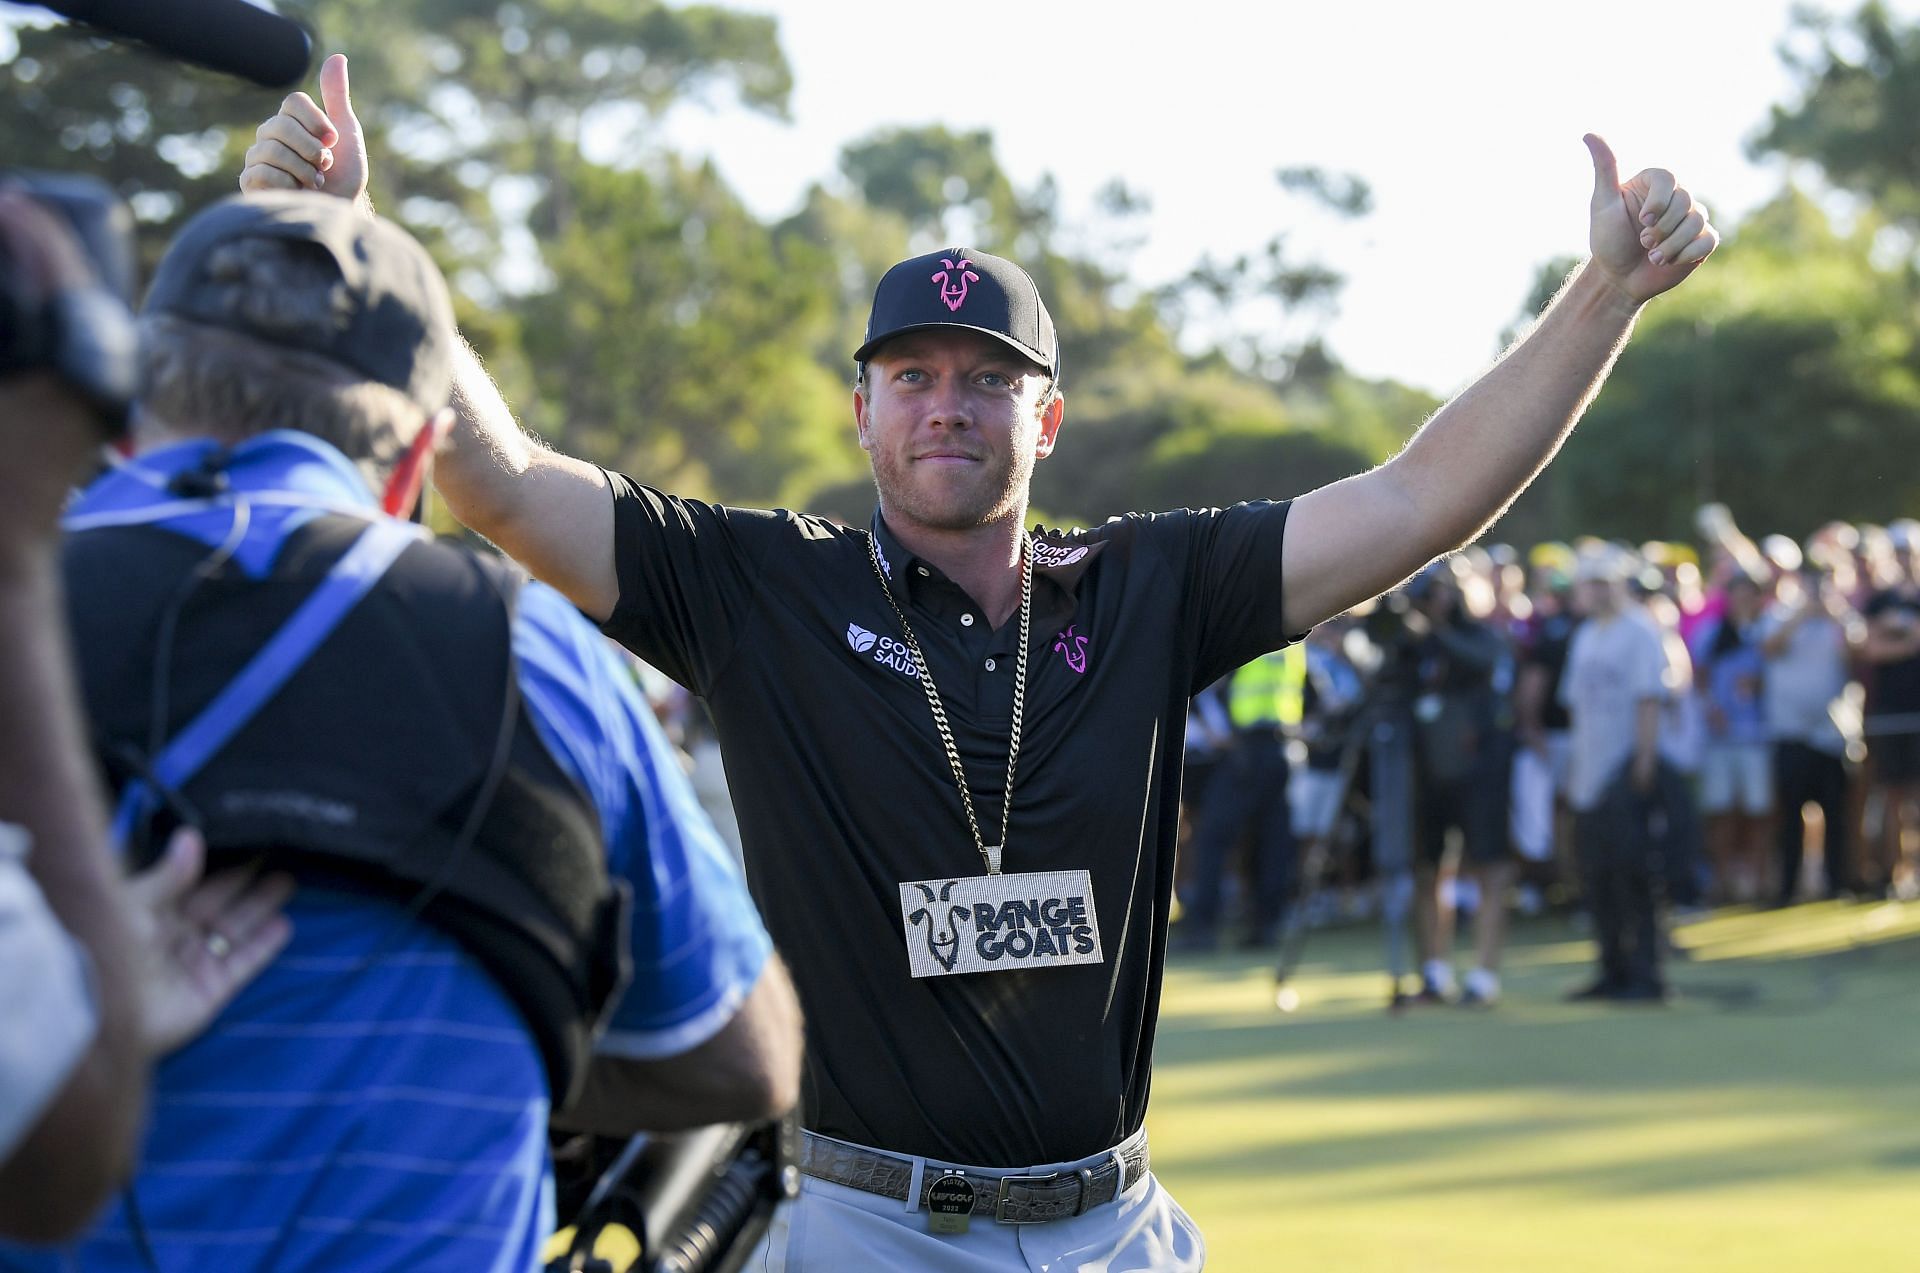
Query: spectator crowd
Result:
<box><xmin>1175</xmin><ymin>508</ymin><xmax>1920</xmax><ymax>1006</ymax></box>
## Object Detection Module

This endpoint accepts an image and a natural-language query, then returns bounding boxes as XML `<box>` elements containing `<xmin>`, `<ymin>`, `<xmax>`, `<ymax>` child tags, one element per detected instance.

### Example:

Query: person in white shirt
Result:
<box><xmin>1560</xmin><ymin>554</ymin><xmax>1672</xmax><ymax>1001</ymax></box>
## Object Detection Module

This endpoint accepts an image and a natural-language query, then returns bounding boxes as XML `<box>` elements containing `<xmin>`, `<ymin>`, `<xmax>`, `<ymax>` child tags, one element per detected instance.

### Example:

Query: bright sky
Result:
<box><xmin>658</xmin><ymin>0</ymin><xmax>1917</xmax><ymax>396</ymax></box>
<box><xmin>5</xmin><ymin>0</ymin><xmax>1910</xmax><ymax>395</ymax></box>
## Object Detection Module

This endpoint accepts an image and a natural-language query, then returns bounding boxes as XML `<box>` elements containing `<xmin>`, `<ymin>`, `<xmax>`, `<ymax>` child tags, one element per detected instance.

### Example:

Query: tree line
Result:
<box><xmin>6</xmin><ymin>0</ymin><xmax>1918</xmax><ymax>542</ymax></box>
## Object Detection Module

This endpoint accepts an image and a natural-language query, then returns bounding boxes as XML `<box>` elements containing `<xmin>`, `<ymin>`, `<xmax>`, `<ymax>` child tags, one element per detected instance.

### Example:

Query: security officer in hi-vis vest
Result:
<box><xmin>1175</xmin><ymin>645</ymin><xmax>1307</xmax><ymax>951</ymax></box>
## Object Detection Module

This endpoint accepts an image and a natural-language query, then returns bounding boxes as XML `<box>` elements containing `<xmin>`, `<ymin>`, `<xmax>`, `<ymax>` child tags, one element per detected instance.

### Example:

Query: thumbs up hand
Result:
<box><xmin>1583</xmin><ymin>133</ymin><xmax>1717</xmax><ymax>306</ymax></box>
<box><xmin>240</xmin><ymin>54</ymin><xmax>370</xmax><ymax>212</ymax></box>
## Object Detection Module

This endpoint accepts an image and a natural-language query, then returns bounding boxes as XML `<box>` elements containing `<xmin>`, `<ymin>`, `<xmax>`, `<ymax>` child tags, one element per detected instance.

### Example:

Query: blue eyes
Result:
<box><xmin>895</xmin><ymin>370</ymin><xmax>1012</xmax><ymax>388</ymax></box>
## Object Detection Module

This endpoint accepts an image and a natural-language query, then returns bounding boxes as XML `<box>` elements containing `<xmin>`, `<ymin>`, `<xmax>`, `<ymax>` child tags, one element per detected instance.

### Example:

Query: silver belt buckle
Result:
<box><xmin>993</xmin><ymin>1166</ymin><xmax>1095</xmax><ymax>1224</ymax></box>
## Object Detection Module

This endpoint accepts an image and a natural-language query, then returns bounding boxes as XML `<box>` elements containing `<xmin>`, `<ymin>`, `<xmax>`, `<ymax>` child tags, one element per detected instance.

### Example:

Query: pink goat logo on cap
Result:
<box><xmin>932</xmin><ymin>256</ymin><xmax>980</xmax><ymax>312</ymax></box>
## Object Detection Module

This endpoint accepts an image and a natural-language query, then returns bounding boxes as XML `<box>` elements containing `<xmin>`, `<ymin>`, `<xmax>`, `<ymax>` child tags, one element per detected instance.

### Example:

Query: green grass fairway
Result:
<box><xmin>1146</xmin><ymin>901</ymin><xmax>1920</xmax><ymax>1272</ymax></box>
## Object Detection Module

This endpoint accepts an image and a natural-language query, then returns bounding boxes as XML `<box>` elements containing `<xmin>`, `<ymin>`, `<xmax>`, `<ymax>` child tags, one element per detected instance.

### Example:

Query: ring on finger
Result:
<box><xmin>206</xmin><ymin>931</ymin><xmax>232</xmax><ymax>960</ymax></box>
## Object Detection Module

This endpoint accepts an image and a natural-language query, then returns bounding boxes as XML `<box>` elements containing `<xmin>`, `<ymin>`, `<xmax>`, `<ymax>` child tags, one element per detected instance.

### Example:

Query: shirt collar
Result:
<box><xmin>867</xmin><ymin>508</ymin><xmax>917</xmax><ymax>600</ymax></box>
<box><xmin>71</xmin><ymin>430</ymin><xmax>378</xmax><ymax>521</ymax></box>
<box><xmin>868</xmin><ymin>510</ymin><xmax>1104</xmax><ymax>606</ymax></box>
<box><xmin>1027</xmin><ymin>525</ymin><xmax>1105</xmax><ymax>593</ymax></box>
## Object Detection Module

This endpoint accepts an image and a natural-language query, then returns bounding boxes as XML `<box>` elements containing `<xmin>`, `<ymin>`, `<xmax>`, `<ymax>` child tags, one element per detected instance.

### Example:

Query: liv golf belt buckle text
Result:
<box><xmin>897</xmin><ymin>870</ymin><xmax>1103</xmax><ymax>979</ymax></box>
<box><xmin>926</xmin><ymin>1173</ymin><xmax>975</xmax><ymax>1235</ymax></box>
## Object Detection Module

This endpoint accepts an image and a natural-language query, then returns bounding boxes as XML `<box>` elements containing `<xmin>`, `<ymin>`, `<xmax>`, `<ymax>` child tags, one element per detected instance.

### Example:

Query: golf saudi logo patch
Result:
<box><xmin>846</xmin><ymin>621</ymin><xmax>918</xmax><ymax>679</ymax></box>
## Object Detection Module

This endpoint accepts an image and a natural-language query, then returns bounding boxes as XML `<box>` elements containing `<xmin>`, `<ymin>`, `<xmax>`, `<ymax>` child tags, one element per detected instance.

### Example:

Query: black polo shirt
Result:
<box><xmin>601</xmin><ymin>471</ymin><xmax>1294</xmax><ymax>1166</ymax></box>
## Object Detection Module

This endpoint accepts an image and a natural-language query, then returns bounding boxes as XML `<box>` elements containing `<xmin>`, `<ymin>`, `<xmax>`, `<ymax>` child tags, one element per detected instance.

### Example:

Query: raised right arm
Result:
<box><xmin>240</xmin><ymin>54</ymin><xmax>622</xmax><ymax>620</ymax></box>
<box><xmin>440</xmin><ymin>344</ymin><xmax>620</xmax><ymax>620</ymax></box>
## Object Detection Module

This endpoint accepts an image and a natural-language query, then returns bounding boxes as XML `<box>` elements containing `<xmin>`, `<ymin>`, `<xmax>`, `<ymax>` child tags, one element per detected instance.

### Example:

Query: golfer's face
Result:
<box><xmin>857</xmin><ymin>330</ymin><xmax>1057</xmax><ymax>533</ymax></box>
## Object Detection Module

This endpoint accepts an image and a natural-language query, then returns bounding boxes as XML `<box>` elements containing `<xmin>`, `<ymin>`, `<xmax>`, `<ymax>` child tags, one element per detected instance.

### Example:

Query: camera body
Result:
<box><xmin>1361</xmin><ymin>589</ymin><xmax>1415</xmax><ymax>647</ymax></box>
<box><xmin>0</xmin><ymin>171</ymin><xmax>140</xmax><ymax>433</ymax></box>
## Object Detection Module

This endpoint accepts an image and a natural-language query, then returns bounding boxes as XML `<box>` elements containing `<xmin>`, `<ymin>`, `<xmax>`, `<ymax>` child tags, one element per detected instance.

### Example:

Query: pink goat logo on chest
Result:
<box><xmin>933</xmin><ymin>257</ymin><xmax>980</xmax><ymax>312</ymax></box>
<box><xmin>1053</xmin><ymin>625</ymin><xmax>1091</xmax><ymax>675</ymax></box>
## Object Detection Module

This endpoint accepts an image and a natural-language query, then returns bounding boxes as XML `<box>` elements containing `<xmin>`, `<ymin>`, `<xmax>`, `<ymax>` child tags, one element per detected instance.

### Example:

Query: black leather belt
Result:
<box><xmin>798</xmin><ymin>1130</ymin><xmax>1150</xmax><ymax>1225</ymax></box>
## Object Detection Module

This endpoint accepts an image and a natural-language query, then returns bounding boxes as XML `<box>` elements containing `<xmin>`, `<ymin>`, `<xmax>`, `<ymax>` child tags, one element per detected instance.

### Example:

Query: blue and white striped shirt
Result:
<box><xmin>0</xmin><ymin>434</ymin><xmax>772</xmax><ymax>1272</ymax></box>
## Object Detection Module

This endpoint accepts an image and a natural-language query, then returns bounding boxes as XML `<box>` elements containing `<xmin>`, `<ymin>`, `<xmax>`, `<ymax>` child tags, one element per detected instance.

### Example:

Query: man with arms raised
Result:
<box><xmin>243</xmin><ymin>54</ymin><xmax>1715</xmax><ymax>1269</ymax></box>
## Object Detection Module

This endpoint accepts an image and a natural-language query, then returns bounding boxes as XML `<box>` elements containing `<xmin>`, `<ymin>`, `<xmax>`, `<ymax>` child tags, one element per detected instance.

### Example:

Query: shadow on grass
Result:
<box><xmin>1151</xmin><ymin>910</ymin><xmax>1920</xmax><ymax>1201</ymax></box>
<box><xmin>1144</xmin><ymin>917</ymin><xmax>1920</xmax><ymax>1113</ymax></box>
<box><xmin>1159</xmin><ymin>1110</ymin><xmax>1920</xmax><ymax>1202</ymax></box>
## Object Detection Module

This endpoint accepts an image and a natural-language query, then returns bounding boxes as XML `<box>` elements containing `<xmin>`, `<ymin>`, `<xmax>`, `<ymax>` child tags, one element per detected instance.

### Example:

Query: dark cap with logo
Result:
<box><xmin>854</xmin><ymin>247</ymin><xmax>1058</xmax><ymax>380</ymax></box>
<box><xmin>142</xmin><ymin>191</ymin><xmax>456</xmax><ymax>413</ymax></box>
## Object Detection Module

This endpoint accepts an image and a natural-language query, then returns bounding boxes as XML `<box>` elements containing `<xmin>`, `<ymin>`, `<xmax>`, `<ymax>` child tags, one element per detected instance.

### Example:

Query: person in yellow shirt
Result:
<box><xmin>1175</xmin><ymin>647</ymin><xmax>1306</xmax><ymax>951</ymax></box>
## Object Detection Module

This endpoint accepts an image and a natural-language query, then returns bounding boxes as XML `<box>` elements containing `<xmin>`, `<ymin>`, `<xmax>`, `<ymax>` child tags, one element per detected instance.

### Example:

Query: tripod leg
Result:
<box><xmin>1274</xmin><ymin>719</ymin><xmax>1372</xmax><ymax>990</ymax></box>
<box><xmin>1369</xmin><ymin>713</ymin><xmax>1418</xmax><ymax>1008</ymax></box>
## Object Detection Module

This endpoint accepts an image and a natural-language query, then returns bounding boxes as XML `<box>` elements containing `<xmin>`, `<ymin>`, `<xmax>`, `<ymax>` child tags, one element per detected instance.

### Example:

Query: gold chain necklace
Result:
<box><xmin>865</xmin><ymin>530</ymin><xmax>1032</xmax><ymax>876</ymax></box>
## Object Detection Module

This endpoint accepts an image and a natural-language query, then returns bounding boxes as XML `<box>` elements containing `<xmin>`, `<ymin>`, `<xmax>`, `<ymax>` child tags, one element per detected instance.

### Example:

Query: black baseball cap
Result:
<box><xmin>142</xmin><ymin>191</ymin><xmax>455</xmax><ymax>413</ymax></box>
<box><xmin>854</xmin><ymin>247</ymin><xmax>1058</xmax><ymax>380</ymax></box>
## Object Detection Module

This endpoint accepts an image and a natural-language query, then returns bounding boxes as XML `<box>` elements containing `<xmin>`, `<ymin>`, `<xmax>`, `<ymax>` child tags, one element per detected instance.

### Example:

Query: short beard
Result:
<box><xmin>869</xmin><ymin>445</ymin><xmax>1031</xmax><ymax>532</ymax></box>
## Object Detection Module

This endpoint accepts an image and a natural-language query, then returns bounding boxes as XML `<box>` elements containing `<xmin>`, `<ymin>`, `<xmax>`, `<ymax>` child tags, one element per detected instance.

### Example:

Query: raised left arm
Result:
<box><xmin>1282</xmin><ymin>136</ymin><xmax>1717</xmax><ymax>633</ymax></box>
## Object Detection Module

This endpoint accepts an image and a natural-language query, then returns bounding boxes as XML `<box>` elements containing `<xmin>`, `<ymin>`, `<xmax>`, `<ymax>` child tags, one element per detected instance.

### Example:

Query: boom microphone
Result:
<box><xmin>34</xmin><ymin>0</ymin><xmax>313</xmax><ymax>89</ymax></box>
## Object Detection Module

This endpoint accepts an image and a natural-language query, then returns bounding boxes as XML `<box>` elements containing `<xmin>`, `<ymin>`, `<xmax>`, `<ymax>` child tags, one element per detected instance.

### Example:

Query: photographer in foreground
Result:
<box><xmin>0</xmin><ymin>184</ymin><xmax>292</xmax><ymax>1242</ymax></box>
<box><xmin>0</xmin><ymin>191</ymin><xmax>799</xmax><ymax>1273</ymax></box>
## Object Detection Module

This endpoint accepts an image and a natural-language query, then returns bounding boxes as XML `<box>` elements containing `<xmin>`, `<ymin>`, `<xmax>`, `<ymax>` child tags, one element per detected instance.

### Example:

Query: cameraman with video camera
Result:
<box><xmin>0</xmin><ymin>178</ymin><xmax>302</xmax><ymax>1243</ymax></box>
<box><xmin>1403</xmin><ymin>563</ymin><xmax>1516</xmax><ymax>1007</ymax></box>
<box><xmin>1349</xmin><ymin>587</ymin><xmax>1426</xmax><ymax>1000</ymax></box>
<box><xmin>0</xmin><ymin>186</ymin><xmax>801</xmax><ymax>1273</ymax></box>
